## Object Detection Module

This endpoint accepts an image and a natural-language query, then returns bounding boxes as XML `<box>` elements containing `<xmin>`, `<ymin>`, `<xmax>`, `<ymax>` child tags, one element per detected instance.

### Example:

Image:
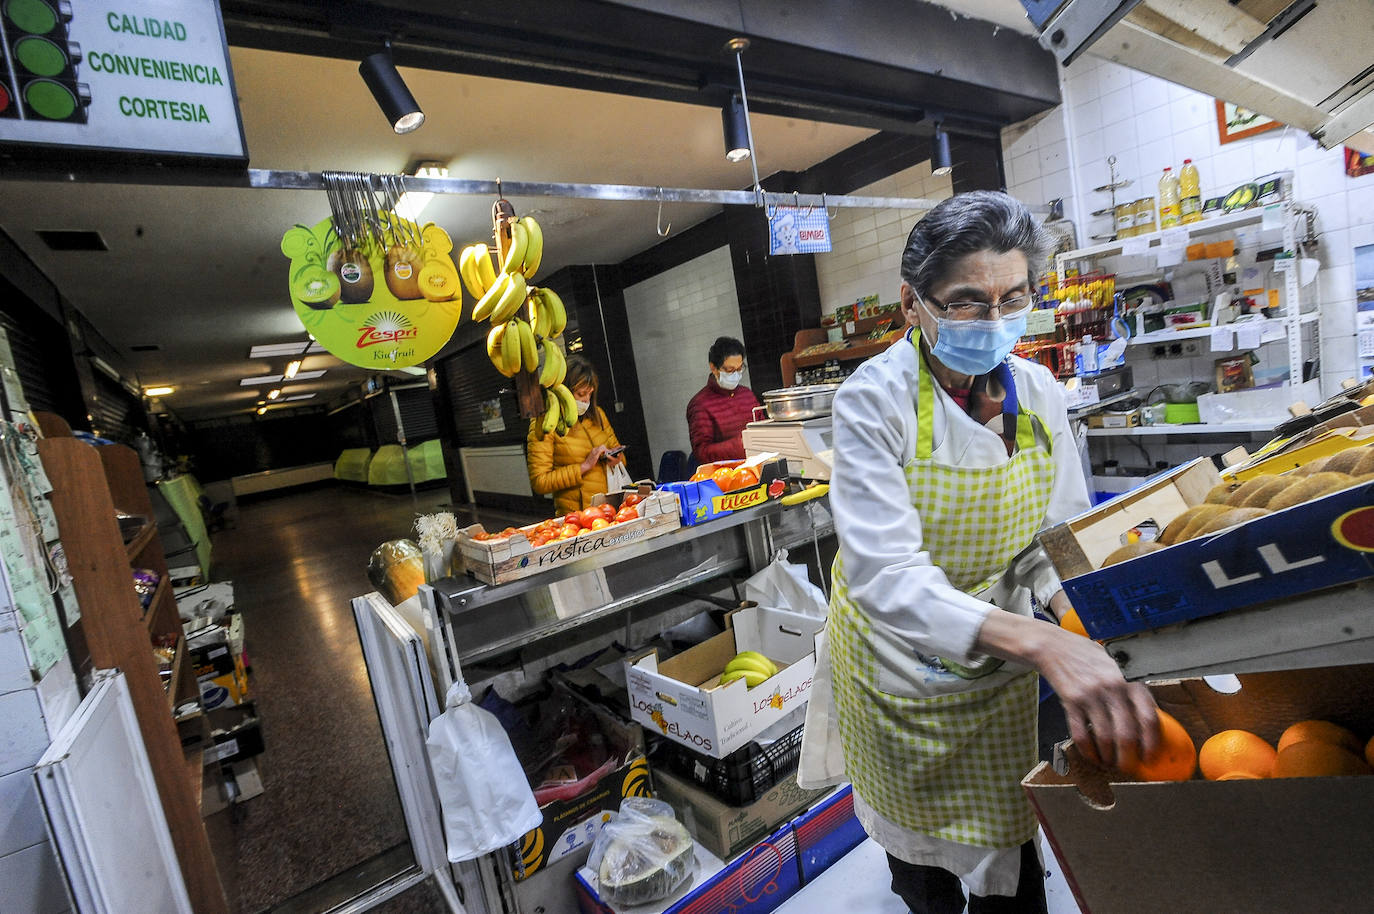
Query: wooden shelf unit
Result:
<box><xmin>781</xmin><ymin>327</ymin><xmax>902</xmax><ymax>386</ymax></box>
<box><xmin>37</xmin><ymin>430</ymin><xmax>227</xmax><ymax>914</ymax></box>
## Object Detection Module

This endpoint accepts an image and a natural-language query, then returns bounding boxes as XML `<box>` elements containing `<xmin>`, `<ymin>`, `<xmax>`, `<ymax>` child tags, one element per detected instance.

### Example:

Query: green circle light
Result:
<box><xmin>5</xmin><ymin>0</ymin><xmax>59</xmax><ymax>34</ymax></box>
<box><xmin>15</xmin><ymin>36</ymin><xmax>66</xmax><ymax>77</ymax></box>
<box><xmin>24</xmin><ymin>79</ymin><xmax>76</xmax><ymax>120</ymax></box>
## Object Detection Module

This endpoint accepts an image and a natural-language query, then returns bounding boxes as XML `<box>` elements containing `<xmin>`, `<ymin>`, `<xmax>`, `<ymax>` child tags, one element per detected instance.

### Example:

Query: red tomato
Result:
<box><xmin>579</xmin><ymin>507</ymin><xmax>603</xmax><ymax>527</ymax></box>
<box><xmin>712</xmin><ymin>466</ymin><xmax>736</xmax><ymax>489</ymax></box>
<box><xmin>615</xmin><ymin>506</ymin><xmax>639</xmax><ymax>523</ymax></box>
<box><xmin>529</xmin><ymin>533</ymin><xmax>550</xmax><ymax>547</ymax></box>
<box><xmin>598</xmin><ymin>503</ymin><xmax>616</xmax><ymax>520</ymax></box>
<box><xmin>557</xmin><ymin>525</ymin><xmax>578</xmax><ymax>539</ymax></box>
<box><xmin>563</xmin><ymin>513</ymin><xmax>583</xmax><ymax>529</ymax></box>
<box><xmin>590</xmin><ymin>518</ymin><xmax>611</xmax><ymax>530</ymax></box>
<box><xmin>728</xmin><ymin>467</ymin><xmax>760</xmax><ymax>491</ymax></box>
<box><xmin>621</xmin><ymin>493</ymin><xmax>642</xmax><ymax>508</ymax></box>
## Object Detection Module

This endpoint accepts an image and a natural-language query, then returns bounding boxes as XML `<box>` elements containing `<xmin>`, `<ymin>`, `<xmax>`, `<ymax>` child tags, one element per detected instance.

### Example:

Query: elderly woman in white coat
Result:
<box><xmin>802</xmin><ymin>191</ymin><xmax>1158</xmax><ymax>913</ymax></box>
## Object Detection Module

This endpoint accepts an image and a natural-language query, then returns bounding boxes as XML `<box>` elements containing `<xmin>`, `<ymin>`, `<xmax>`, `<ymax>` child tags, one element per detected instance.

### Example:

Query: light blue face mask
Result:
<box><xmin>919</xmin><ymin>295</ymin><xmax>1027</xmax><ymax>376</ymax></box>
<box><xmin>717</xmin><ymin>370</ymin><xmax>743</xmax><ymax>390</ymax></box>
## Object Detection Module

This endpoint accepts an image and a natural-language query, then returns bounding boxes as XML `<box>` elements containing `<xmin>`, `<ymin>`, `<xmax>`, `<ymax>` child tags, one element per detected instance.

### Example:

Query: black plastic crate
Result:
<box><xmin>651</xmin><ymin>723</ymin><xmax>805</xmax><ymax>806</ymax></box>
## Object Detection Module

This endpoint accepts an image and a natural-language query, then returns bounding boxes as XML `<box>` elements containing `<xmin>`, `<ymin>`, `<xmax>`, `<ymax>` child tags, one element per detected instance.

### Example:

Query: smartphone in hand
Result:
<box><xmin>604</xmin><ymin>445</ymin><xmax>627</xmax><ymax>458</ymax></box>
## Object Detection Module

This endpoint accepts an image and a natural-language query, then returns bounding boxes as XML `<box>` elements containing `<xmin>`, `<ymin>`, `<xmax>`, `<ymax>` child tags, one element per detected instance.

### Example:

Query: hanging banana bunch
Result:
<box><xmin>457</xmin><ymin>201</ymin><xmax>573</xmax><ymax>435</ymax></box>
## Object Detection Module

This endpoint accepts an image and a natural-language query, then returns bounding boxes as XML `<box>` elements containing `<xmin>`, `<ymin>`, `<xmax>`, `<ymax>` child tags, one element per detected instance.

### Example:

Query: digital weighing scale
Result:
<box><xmin>742</xmin><ymin>417</ymin><xmax>834</xmax><ymax>480</ymax></box>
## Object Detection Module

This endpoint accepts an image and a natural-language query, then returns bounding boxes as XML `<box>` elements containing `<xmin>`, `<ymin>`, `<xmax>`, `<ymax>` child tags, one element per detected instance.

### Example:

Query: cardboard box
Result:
<box><xmin>457</xmin><ymin>488</ymin><xmax>681</xmax><ymax>585</ymax></box>
<box><xmin>1043</xmin><ymin>457</ymin><xmax>1374</xmax><ymax>639</ymax></box>
<box><xmin>202</xmin><ymin>705</ymin><xmax>263</xmax><ymax>767</ymax></box>
<box><xmin>652</xmin><ymin>768</ymin><xmax>829</xmax><ymax>861</ymax></box>
<box><xmin>1086</xmin><ymin>409</ymin><xmax>1140</xmax><ymax>429</ymax></box>
<box><xmin>1023</xmin><ymin>665</ymin><xmax>1374</xmax><ymax>914</ymax></box>
<box><xmin>658</xmin><ymin>459</ymin><xmax>787</xmax><ymax>527</ymax></box>
<box><xmin>575</xmin><ymin>823</ymin><xmax>800</xmax><ymax>914</ymax></box>
<box><xmin>198</xmin><ymin>666</ymin><xmax>249</xmax><ymax>710</ymax></box>
<box><xmin>627</xmin><ymin>606</ymin><xmax>823</xmax><ymax>759</ymax></box>
<box><xmin>790</xmin><ymin>786</ymin><xmax>865</xmax><ymax>884</ymax></box>
<box><xmin>513</xmin><ymin>687</ymin><xmax>653</xmax><ymax>882</ymax></box>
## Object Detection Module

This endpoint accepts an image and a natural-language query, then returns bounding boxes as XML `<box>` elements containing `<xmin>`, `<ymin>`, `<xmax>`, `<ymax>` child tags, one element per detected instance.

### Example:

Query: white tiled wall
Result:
<box><xmin>1002</xmin><ymin>53</ymin><xmax>1374</xmax><ymax>395</ymax></box>
<box><xmin>813</xmin><ymin>161</ymin><xmax>954</xmax><ymax>312</ymax></box>
<box><xmin>623</xmin><ymin>246</ymin><xmax>745</xmax><ymax>469</ymax></box>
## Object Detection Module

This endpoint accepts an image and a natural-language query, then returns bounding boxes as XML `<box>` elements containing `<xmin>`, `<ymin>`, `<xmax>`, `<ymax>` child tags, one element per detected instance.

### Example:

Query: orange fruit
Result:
<box><xmin>1198</xmin><ymin>729</ymin><xmax>1276</xmax><ymax>780</ymax></box>
<box><xmin>1367</xmin><ymin>735</ymin><xmax>1374</xmax><ymax>770</ymax></box>
<box><xmin>1216</xmin><ymin>771</ymin><xmax>1263</xmax><ymax>781</ymax></box>
<box><xmin>1276</xmin><ymin>720</ymin><xmax>1363</xmax><ymax>756</ymax></box>
<box><xmin>1273</xmin><ymin>741</ymin><xmax>1372</xmax><ymax>778</ymax></box>
<box><xmin>1058</xmin><ymin>608</ymin><xmax>1089</xmax><ymax>638</ymax></box>
<box><xmin>1122</xmin><ymin>709</ymin><xmax>1196</xmax><ymax>782</ymax></box>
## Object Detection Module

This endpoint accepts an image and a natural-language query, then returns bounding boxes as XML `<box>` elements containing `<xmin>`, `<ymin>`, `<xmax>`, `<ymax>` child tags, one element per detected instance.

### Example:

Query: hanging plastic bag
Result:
<box><xmin>426</xmin><ymin>679</ymin><xmax>543</xmax><ymax>862</ymax></box>
<box><xmin>744</xmin><ymin>549</ymin><xmax>827</xmax><ymax>618</ymax></box>
<box><xmin>587</xmin><ymin>797</ymin><xmax>696</xmax><ymax>907</ymax></box>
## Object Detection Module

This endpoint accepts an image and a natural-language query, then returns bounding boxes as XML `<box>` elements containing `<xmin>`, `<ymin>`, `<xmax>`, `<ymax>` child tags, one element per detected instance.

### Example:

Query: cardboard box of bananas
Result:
<box><xmin>460</xmin><ymin>201</ymin><xmax>577</xmax><ymax>436</ymax></box>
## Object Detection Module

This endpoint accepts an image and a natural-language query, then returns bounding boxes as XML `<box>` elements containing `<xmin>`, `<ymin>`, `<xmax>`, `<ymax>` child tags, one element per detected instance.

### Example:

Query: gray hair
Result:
<box><xmin>899</xmin><ymin>190</ymin><xmax>1050</xmax><ymax>297</ymax></box>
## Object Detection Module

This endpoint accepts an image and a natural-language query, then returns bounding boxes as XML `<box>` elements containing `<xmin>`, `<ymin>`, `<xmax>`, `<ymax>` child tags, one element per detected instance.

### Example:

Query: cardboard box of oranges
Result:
<box><xmin>1039</xmin><ymin>455</ymin><xmax>1374</xmax><ymax>640</ymax></box>
<box><xmin>659</xmin><ymin>457</ymin><xmax>787</xmax><ymax>527</ymax></box>
<box><xmin>1024</xmin><ymin>664</ymin><xmax>1374</xmax><ymax>914</ymax></box>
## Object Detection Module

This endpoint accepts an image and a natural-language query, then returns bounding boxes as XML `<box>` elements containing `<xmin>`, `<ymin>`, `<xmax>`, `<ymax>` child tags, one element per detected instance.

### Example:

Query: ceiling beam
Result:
<box><xmin>217</xmin><ymin>0</ymin><xmax>1060</xmax><ymax>135</ymax></box>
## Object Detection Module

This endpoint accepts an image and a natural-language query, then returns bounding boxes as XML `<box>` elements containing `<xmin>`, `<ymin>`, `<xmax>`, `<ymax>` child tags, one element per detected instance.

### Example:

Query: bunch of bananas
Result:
<box><xmin>718</xmin><ymin>651</ymin><xmax>779</xmax><ymax>689</ymax></box>
<box><xmin>461</xmin><ymin>212</ymin><xmax>576</xmax><ymax>437</ymax></box>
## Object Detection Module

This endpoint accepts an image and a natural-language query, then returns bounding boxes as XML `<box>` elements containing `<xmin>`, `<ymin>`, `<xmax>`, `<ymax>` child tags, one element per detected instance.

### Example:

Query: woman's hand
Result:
<box><xmin>580</xmin><ymin>445</ymin><xmax>608</xmax><ymax>475</ymax></box>
<box><xmin>974</xmin><ymin>601</ymin><xmax>1159</xmax><ymax>768</ymax></box>
<box><xmin>605</xmin><ymin>452</ymin><xmax>626</xmax><ymax>467</ymax></box>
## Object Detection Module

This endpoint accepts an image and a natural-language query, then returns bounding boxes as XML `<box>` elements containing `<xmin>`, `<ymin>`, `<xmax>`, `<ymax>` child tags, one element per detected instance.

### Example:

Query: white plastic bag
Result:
<box><xmin>744</xmin><ymin>549</ymin><xmax>827</xmax><ymax>618</ymax></box>
<box><xmin>426</xmin><ymin>679</ymin><xmax>542</xmax><ymax>862</ymax></box>
<box><xmin>606</xmin><ymin>461</ymin><xmax>633</xmax><ymax>492</ymax></box>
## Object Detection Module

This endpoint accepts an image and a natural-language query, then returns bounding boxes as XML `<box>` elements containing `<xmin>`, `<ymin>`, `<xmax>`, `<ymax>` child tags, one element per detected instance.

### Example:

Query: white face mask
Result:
<box><xmin>575</xmin><ymin>398</ymin><xmax>591</xmax><ymax>416</ymax></box>
<box><xmin>718</xmin><ymin>370</ymin><xmax>743</xmax><ymax>390</ymax></box>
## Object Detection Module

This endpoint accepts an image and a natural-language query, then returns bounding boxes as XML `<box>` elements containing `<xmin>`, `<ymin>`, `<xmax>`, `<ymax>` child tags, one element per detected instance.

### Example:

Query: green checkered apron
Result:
<box><xmin>829</xmin><ymin>330</ymin><xmax>1054</xmax><ymax>849</ymax></box>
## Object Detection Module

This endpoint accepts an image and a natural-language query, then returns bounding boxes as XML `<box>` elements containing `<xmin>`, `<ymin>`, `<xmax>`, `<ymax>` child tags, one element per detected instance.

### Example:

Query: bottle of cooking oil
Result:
<box><xmin>1158</xmin><ymin>167</ymin><xmax>1181</xmax><ymax>229</ymax></box>
<box><xmin>1179</xmin><ymin>159</ymin><xmax>1202</xmax><ymax>224</ymax></box>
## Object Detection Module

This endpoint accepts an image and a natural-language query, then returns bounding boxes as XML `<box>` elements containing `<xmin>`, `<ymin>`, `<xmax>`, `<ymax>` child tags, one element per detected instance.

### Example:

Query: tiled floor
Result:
<box><xmin>209</xmin><ymin>484</ymin><xmax>536</xmax><ymax>913</ymax></box>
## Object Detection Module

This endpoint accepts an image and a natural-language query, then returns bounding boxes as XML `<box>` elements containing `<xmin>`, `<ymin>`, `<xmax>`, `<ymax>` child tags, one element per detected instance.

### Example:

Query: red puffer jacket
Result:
<box><xmin>686</xmin><ymin>376</ymin><xmax>761</xmax><ymax>463</ymax></box>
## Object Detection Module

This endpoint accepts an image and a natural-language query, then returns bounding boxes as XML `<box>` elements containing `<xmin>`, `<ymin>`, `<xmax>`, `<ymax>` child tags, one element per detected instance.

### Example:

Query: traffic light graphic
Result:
<box><xmin>1</xmin><ymin>0</ymin><xmax>90</xmax><ymax>123</ymax></box>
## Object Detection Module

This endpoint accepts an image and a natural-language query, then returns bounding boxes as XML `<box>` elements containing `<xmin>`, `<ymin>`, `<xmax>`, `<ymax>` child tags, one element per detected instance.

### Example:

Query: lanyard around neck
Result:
<box><xmin>910</xmin><ymin>327</ymin><xmax>1035</xmax><ymax>458</ymax></box>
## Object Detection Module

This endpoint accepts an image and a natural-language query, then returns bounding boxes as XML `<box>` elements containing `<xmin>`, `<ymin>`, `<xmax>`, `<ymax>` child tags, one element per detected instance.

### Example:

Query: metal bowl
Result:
<box><xmin>761</xmin><ymin>383</ymin><xmax>840</xmax><ymax>420</ymax></box>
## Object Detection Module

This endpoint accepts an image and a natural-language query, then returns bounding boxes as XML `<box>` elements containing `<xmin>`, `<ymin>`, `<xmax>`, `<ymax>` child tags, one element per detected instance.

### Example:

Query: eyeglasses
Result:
<box><xmin>923</xmin><ymin>292</ymin><xmax>1036</xmax><ymax>321</ymax></box>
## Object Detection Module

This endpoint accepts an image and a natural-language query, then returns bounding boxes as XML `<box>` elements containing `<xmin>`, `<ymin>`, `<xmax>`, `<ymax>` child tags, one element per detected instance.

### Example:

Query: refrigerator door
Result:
<box><xmin>352</xmin><ymin>592</ymin><xmax>467</xmax><ymax>912</ymax></box>
<box><xmin>34</xmin><ymin>669</ymin><xmax>192</xmax><ymax>914</ymax></box>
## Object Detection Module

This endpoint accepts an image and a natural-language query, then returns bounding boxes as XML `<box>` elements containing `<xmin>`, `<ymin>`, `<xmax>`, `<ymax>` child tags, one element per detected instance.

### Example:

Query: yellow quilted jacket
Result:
<box><xmin>526</xmin><ymin>407</ymin><xmax>622</xmax><ymax>515</ymax></box>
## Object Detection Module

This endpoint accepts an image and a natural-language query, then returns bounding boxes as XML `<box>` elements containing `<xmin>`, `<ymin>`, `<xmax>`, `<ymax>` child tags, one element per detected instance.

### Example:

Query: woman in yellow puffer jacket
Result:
<box><xmin>527</xmin><ymin>355</ymin><xmax>625</xmax><ymax>514</ymax></box>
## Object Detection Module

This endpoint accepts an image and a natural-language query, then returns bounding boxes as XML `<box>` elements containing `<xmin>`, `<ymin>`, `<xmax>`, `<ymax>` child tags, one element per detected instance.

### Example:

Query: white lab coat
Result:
<box><xmin>799</xmin><ymin>337</ymin><xmax>1091</xmax><ymax>893</ymax></box>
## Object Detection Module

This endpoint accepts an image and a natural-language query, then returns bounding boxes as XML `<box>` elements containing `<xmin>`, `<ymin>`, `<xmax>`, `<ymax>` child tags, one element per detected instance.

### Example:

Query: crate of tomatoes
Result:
<box><xmin>659</xmin><ymin>457</ymin><xmax>788</xmax><ymax>527</ymax></box>
<box><xmin>456</xmin><ymin>484</ymin><xmax>682</xmax><ymax>585</ymax></box>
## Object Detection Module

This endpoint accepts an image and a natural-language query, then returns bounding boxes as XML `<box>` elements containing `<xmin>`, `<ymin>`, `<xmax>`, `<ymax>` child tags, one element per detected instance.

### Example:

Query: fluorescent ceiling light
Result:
<box><xmin>249</xmin><ymin>341</ymin><xmax>326</xmax><ymax>358</ymax></box>
<box><xmin>284</xmin><ymin>360</ymin><xmax>302</xmax><ymax>379</ymax></box>
<box><xmin>283</xmin><ymin>393</ymin><xmax>316</xmax><ymax>401</ymax></box>
<box><xmin>240</xmin><ymin>370</ymin><xmax>325</xmax><ymax>386</ymax></box>
<box><xmin>396</xmin><ymin>162</ymin><xmax>447</xmax><ymax>221</ymax></box>
<box><xmin>267</xmin><ymin>388</ymin><xmax>281</xmax><ymax>400</ymax></box>
<box><xmin>143</xmin><ymin>386</ymin><xmax>175</xmax><ymax>397</ymax></box>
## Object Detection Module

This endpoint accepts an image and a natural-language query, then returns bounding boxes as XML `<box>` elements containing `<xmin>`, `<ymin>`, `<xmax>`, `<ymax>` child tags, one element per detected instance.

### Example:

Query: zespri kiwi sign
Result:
<box><xmin>0</xmin><ymin>0</ymin><xmax>246</xmax><ymax>160</ymax></box>
<box><xmin>280</xmin><ymin>216</ymin><xmax>462</xmax><ymax>370</ymax></box>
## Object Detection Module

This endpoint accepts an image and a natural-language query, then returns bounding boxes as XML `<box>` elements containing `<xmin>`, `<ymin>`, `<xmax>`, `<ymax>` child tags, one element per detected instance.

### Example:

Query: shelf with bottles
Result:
<box><xmin>1058</xmin><ymin>205</ymin><xmax>1280</xmax><ymax>263</ymax></box>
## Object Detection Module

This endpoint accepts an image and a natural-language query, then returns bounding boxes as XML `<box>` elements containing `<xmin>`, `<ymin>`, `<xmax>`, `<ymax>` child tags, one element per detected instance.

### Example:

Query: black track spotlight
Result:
<box><xmin>359</xmin><ymin>46</ymin><xmax>424</xmax><ymax>134</ymax></box>
<box><xmin>722</xmin><ymin>93</ymin><xmax>751</xmax><ymax>163</ymax></box>
<box><xmin>931</xmin><ymin>125</ymin><xmax>953</xmax><ymax>177</ymax></box>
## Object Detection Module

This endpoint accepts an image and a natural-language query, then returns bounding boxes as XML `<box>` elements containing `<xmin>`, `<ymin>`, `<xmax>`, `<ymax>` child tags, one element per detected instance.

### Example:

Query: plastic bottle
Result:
<box><xmin>1158</xmin><ymin>167</ymin><xmax>1181</xmax><ymax>229</ymax></box>
<box><xmin>1179</xmin><ymin>159</ymin><xmax>1202</xmax><ymax>224</ymax></box>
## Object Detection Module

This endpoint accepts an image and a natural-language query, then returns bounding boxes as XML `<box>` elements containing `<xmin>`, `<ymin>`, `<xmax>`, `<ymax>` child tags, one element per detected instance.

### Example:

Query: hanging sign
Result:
<box><xmin>0</xmin><ymin>0</ymin><xmax>246</xmax><ymax>160</ymax></box>
<box><xmin>280</xmin><ymin>216</ymin><xmax>462</xmax><ymax>370</ymax></box>
<box><xmin>768</xmin><ymin>205</ymin><xmax>831</xmax><ymax>255</ymax></box>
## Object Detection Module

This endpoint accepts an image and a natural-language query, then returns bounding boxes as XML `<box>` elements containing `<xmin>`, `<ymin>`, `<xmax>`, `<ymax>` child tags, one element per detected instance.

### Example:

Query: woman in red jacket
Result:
<box><xmin>686</xmin><ymin>336</ymin><xmax>761</xmax><ymax>464</ymax></box>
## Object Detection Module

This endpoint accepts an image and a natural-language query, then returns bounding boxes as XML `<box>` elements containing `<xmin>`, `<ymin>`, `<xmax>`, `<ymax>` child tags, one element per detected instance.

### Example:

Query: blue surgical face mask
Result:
<box><xmin>919</xmin><ymin>295</ymin><xmax>1027</xmax><ymax>376</ymax></box>
<box><xmin>718</xmin><ymin>370</ymin><xmax>743</xmax><ymax>390</ymax></box>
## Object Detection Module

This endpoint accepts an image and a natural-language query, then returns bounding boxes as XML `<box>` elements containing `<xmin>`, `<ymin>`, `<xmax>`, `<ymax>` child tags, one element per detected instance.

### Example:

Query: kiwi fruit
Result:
<box><xmin>1205</xmin><ymin>482</ymin><xmax>1242</xmax><ymax>504</ymax></box>
<box><xmin>1323</xmin><ymin>448</ymin><xmax>1367</xmax><ymax>475</ymax></box>
<box><xmin>1225</xmin><ymin>475</ymin><xmax>1287</xmax><ymax>508</ymax></box>
<box><xmin>1265</xmin><ymin>472</ymin><xmax>1358</xmax><ymax>511</ymax></box>
<box><xmin>1099</xmin><ymin>541</ymin><xmax>1164</xmax><ymax>569</ymax></box>
<box><xmin>1191</xmin><ymin>507</ymin><xmax>1271</xmax><ymax>538</ymax></box>
<box><xmin>1348</xmin><ymin>447</ymin><xmax>1374</xmax><ymax>477</ymax></box>
<box><xmin>1291</xmin><ymin>456</ymin><xmax>1331</xmax><ymax>476</ymax></box>
<box><xmin>1159</xmin><ymin>504</ymin><xmax>1229</xmax><ymax>545</ymax></box>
